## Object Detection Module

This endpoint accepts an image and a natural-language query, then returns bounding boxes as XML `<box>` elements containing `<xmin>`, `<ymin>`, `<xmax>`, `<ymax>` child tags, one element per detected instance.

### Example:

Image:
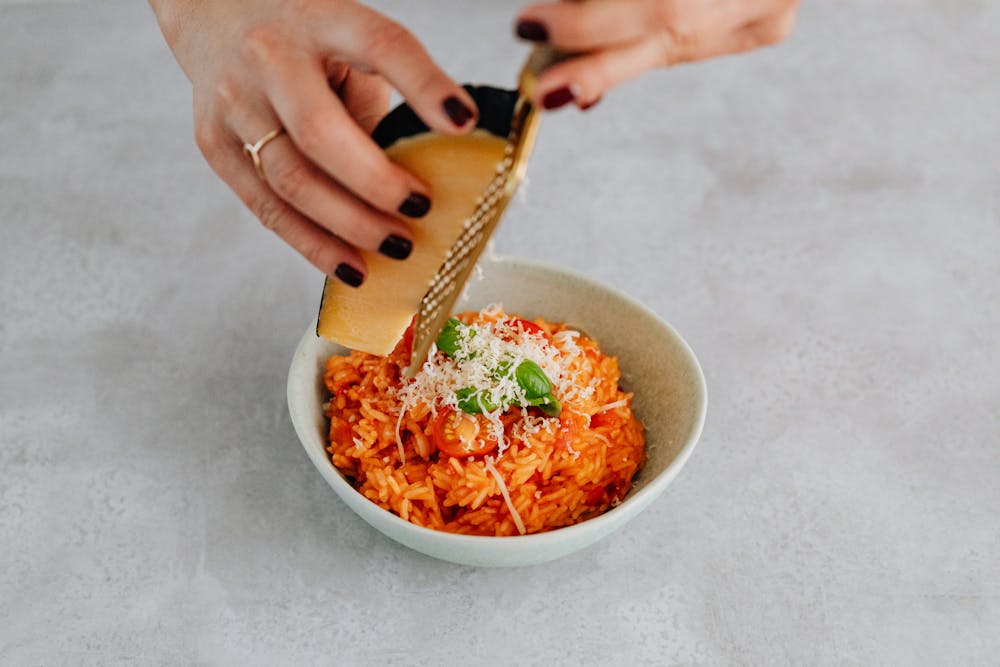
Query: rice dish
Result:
<box><xmin>323</xmin><ymin>305</ymin><xmax>645</xmax><ymax>536</ymax></box>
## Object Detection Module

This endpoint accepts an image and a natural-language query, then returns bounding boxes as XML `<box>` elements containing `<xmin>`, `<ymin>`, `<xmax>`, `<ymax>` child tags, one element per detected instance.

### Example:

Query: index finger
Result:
<box><xmin>263</xmin><ymin>54</ymin><xmax>432</xmax><ymax>220</ymax></box>
<box><xmin>323</xmin><ymin>4</ymin><xmax>479</xmax><ymax>136</ymax></box>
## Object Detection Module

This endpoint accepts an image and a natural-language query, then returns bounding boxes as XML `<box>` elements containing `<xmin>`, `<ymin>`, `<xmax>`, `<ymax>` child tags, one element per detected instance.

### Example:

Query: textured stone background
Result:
<box><xmin>1</xmin><ymin>1</ymin><xmax>998</xmax><ymax>664</ymax></box>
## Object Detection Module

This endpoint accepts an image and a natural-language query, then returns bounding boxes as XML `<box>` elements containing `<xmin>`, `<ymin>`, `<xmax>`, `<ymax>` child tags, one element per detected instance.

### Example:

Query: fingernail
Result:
<box><xmin>516</xmin><ymin>19</ymin><xmax>548</xmax><ymax>42</ymax></box>
<box><xmin>398</xmin><ymin>192</ymin><xmax>431</xmax><ymax>218</ymax></box>
<box><xmin>580</xmin><ymin>96</ymin><xmax>603</xmax><ymax>112</ymax></box>
<box><xmin>379</xmin><ymin>234</ymin><xmax>413</xmax><ymax>260</ymax></box>
<box><xmin>334</xmin><ymin>263</ymin><xmax>364</xmax><ymax>288</ymax></box>
<box><xmin>443</xmin><ymin>96</ymin><xmax>474</xmax><ymax>127</ymax></box>
<box><xmin>542</xmin><ymin>86</ymin><xmax>575</xmax><ymax>111</ymax></box>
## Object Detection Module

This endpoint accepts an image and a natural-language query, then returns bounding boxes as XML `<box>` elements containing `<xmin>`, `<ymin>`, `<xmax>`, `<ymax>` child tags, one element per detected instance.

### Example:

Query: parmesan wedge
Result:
<box><xmin>317</xmin><ymin>131</ymin><xmax>509</xmax><ymax>354</ymax></box>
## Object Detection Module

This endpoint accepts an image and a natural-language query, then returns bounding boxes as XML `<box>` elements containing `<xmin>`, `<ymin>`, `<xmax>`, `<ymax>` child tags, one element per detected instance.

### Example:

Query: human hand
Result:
<box><xmin>514</xmin><ymin>0</ymin><xmax>798</xmax><ymax>110</ymax></box>
<box><xmin>149</xmin><ymin>0</ymin><xmax>478</xmax><ymax>286</ymax></box>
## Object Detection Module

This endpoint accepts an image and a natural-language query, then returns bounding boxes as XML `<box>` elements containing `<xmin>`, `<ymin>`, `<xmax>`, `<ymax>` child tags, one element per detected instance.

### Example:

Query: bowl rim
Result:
<box><xmin>287</xmin><ymin>254</ymin><xmax>707</xmax><ymax>545</ymax></box>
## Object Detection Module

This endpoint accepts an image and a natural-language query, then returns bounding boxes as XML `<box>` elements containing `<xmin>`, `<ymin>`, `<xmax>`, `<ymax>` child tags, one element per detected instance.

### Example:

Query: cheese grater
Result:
<box><xmin>403</xmin><ymin>48</ymin><xmax>563</xmax><ymax>378</ymax></box>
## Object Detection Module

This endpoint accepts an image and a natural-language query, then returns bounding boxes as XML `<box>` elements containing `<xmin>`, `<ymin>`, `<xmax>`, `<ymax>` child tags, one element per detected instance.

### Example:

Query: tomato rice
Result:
<box><xmin>323</xmin><ymin>309</ymin><xmax>645</xmax><ymax>536</ymax></box>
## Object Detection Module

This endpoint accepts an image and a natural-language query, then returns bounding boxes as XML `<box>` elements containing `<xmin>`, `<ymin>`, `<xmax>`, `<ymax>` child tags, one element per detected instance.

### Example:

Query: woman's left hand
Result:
<box><xmin>514</xmin><ymin>0</ymin><xmax>799</xmax><ymax>110</ymax></box>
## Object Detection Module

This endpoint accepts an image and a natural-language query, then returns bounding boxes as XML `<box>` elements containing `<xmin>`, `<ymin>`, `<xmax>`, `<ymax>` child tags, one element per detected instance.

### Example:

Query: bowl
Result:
<box><xmin>287</xmin><ymin>256</ymin><xmax>707</xmax><ymax>567</ymax></box>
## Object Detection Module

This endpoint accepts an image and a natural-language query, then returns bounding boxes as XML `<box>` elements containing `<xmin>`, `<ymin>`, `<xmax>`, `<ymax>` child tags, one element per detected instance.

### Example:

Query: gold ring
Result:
<box><xmin>242</xmin><ymin>127</ymin><xmax>284</xmax><ymax>180</ymax></box>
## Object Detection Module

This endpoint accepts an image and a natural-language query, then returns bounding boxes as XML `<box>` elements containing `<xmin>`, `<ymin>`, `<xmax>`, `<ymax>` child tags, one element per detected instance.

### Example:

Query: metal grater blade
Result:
<box><xmin>404</xmin><ymin>94</ymin><xmax>540</xmax><ymax>378</ymax></box>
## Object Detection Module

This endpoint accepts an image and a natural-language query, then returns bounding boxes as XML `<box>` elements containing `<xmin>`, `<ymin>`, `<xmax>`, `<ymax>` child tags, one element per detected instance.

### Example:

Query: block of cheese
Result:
<box><xmin>316</xmin><ymin>129</ymin><xmax>509</xmax><ymax>354</ymax></box>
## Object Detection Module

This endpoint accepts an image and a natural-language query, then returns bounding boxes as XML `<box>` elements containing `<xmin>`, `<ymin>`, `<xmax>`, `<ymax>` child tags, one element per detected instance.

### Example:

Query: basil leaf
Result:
<box><xmin>537</xmin><ymin>396</ymin><xmax>562</xmax><ymax>417</ymax></box>
<box><xmin>524</xmin><ymin>394</ymin><xmax>562</xmax><ymax>417</ymax></box>
<box><xmin>455</xmin><ymin>387</ymin><xmax>482</xmax><ymax>414</ymax></box>
<box><xmin>492</xmin><ymin>360</ymin><xmax>513</xmax><ymax>381</ymax></box>
<box><xmin>455</xmin><ymin>387</ymin><xmax>499</xmax><ymax>415</ymax></box>
<box><xmin>516</xmin><ymin>360</ymin><xmax>552</xmax><ymax>399</ymax></box>
<box><xmin>436</xmin><ymin>318</ymin><xmax>466</xmax><ymax>358</ymax></box>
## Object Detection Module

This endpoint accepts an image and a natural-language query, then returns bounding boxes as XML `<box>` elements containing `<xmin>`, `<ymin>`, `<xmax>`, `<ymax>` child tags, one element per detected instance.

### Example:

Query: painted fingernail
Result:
<box><xmin>443</xmin><ymin>96</ymin><xmax>474</xmax><ymax>127</ymax></box>
<box><xmin>542</xmin><ymin>86</ymin><xmax>575</xmax><ymax>111</ymax></box>
<box><xmin>398</xmin><ymin>192</ymin><xmax>431</xmax><ymax>218</ymax></box>
<box><xmin>334</xmin><ymin>263</ymin><xmax>364</xmax><ymax>288</ymax></box>
<box><xmin>379</xmin><ymin>234</ymin><xmax>413</xmax><ymax>260</ymax></box>
<box><xmin>516</xmin><ymin>20</ymin><xmax>548</xmax><ymax>42</ymax></box>
<box><xmin>580</xmin><ymin>96</ymin><xmax>603</xmax><ymax>112</ymax></box>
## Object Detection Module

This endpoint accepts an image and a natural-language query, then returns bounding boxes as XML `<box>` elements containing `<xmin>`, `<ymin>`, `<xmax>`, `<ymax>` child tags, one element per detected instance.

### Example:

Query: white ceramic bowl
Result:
<box><xmin>287</xmin><ymin>256</ymin><xmax>706</xmax><ymax>567</ymax></box>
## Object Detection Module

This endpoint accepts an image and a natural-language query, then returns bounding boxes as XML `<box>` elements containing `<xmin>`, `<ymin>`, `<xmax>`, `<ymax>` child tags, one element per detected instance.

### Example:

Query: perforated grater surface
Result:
<box><xmin>403</xmin><ymin>51</ymin><xmax>558</xmax><ymax>378</ymax></box>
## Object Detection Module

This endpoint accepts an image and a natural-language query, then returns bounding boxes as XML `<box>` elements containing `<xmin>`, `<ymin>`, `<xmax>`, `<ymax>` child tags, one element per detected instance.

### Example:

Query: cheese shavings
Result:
<box><xmin>396</xmin><ymin>306</ymin><xmax>586</xmax><ymax>458</ymax></box>
<box><xmin>484</xmin><ymin>456</ymin><xmax>525</xmax><ymax>535</ymax></box>
<box><xmin>596</xmin><ymin>399</ymin><xmax>628</xmax><ymax>413</ymax></box>
<box><xmin>393</xmin><ymin>405</ymin><xmax>407</xmax><ymax>464</ymax></box>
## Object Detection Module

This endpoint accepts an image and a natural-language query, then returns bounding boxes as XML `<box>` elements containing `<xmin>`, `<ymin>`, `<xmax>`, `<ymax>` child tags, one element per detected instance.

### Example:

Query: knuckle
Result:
<box><xmin>657</xmin><ymin>24</ymin><xmax>698</xmax><ymax>66</ymax></box>
<box><xmin>410</xmin><ymin>69</ymin><xmax>445</xmax><ymax>101</ymax></box>
<box><xmin>239</xmin><ymin>22</ymin><xmax>281</xmax><ymax>65</ymax></box>
<box><xmin>300</xmin><ymin>241</ymin><xmax>335</xmax><ymax>273</ymax></box>
<box><xmin>654</xmin><ymin>30</ymin><xmax>675</xmax><ymax>66</ymax></box>
<box><xmin>290</xmin><ymin>112</ymin><xmax>331</xmax><ymax>155</ymax></box>
<box><xmin>269</xmin><ymin>160</ymin><xmax>310</xmax><ymax>202</ymax></box>
<box><xmin>300</xmin><ymin>235</ymin><xmax>348</xmax><ymax>275</ymax></box>
<box><xmin>769</xmin><ymin>10</ymin><xmax>798</xmax><ymax>44</ymax></box>
<box><xmin>361</xmin><ymin>20</ymin><xmax>412</xmax><ymax>60</ymax></box>
<box><xmin>746</xmin><ymin>11</ymin><xmax>796</xmax><ymax>50</ymax></box>
<box><xmin>651</xmin><ymin>0</ymin><xmax>682</xmax><ymax>31</ymax></box>
<box><xmin>757</xmin><ymin>30</ymin><xmax>782</xmax><ymax>47</ymax></box>
<box><xmin>211</xmin><ymin>75</ymin><xmax>242</xmax><ymax>109</ymax></box>
<box><xmin>651</xmin><ymin>2</ymin><xmax>697</xmax><ymax>64</ymax></box>
<box><xmin>672</xmin><ymin>25</ymin><xmax>699</xmax><ymax>53</ymax></box>
<box><xmin>355</xmin><ymin>161</ymin><xmax>397</xmax><ymax>206</ymax></box>
<box><xmin>193</xmin><ymin>120</ymin><xmax>222</xmax><ymax>157</ymax></box>
<box><xmin>558</xmin><ymin>11</ymin><xmax>592</xmax><ymax>45</ymax></box>
<box><xmin>575</xmin><ymin>60</ymin><xmax>608</xmax><ymax>100</ymax></box>
<box><xmin>252</xmin><ymin>195</ymin><xmax>286</xmax><ymax>233</ymax></box>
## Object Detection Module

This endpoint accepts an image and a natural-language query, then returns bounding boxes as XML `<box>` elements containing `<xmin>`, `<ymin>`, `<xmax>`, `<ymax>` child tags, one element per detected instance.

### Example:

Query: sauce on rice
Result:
<box><xmin>323</xmin><ymin>305</ymin><xmax>645</xmax><ymax>536</ymax></box>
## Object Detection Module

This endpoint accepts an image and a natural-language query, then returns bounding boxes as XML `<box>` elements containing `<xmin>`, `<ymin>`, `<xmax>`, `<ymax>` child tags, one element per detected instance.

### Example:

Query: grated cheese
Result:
<box><xmin>393</xmin><ymin>404</ymin><xmax>406</xmax><ymax>464</ymax></box>
<box><xmin>485</xmin><ymin>456</ymin><xmax>525</xmax><ymax>535</ymax></box>
<box><xmin>596</xmin><ymin>399</ymin><xmax>628</xmax><ymax>413</ymax></box>
<box><xmin>396</xmin><ymin>305</ymin><xmax>587</xmax><ymax>457</ymax></box>
<box><xmin>391</xmin><ymin>307</ymin><xmax>596</xmax><ymax>523</ymax></box>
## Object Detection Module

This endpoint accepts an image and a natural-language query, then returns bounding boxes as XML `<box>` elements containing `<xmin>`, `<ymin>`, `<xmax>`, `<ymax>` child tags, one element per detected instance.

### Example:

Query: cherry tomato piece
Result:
<box><xmin>329</xmin><ymin>416</ymin><xmax>353</xmax><ymax>447</ymax></box>
<box><xmin>553</xmin><ymin>412</ymin><xmax>580</xmax><ymax>452</ymax></box>
<box><xmin>509</xmin><ymin>317</ymin><xmax>546</xmax><ymax>337</ymax></box>
<box><xmin>395</xmin><ymin>317</ymin><xmax>416</xmax><ymax>358</ymax></box>
<box><xmin>589</xmin><ymin>410</ymin><xmax>621</xmax><ymax>429</ymax></box>
<box><xmin>432</xmin><ymin>408</ymin><xmax>499</xmax><ymax>459</ymax></box>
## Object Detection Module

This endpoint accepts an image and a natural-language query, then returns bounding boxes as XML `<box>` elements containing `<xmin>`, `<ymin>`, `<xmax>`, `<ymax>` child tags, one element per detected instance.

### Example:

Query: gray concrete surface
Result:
<box><xmin>2</xmin><ymin>1</ymin><xmax>998</xmax><ymax>664</ymax></box>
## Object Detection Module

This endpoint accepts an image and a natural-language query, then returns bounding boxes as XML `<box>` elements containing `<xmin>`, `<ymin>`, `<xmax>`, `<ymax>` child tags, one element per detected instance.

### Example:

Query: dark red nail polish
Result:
<box><xmin>580</xmin><ymin>96</ymin><xmax>603</xmax><ymax>111</ymax></box>
<box><xmin>379</xmin><ymin>234</ymin><xmax>413</xmax><ymax>260</ymax></box>
<box><xmin>398</xmin><ymin>193</ymin><xmax>431</xmax><ymax>218</ymax></box>
<box><xmin>542</xmin><ymin>86</ymin><xmax>575</xmax><ymax>111</ymax></box>
<box><xmin>443</xmin><ymin>96</ymin><xmax>474</xmax><ymax>126</ymax></box>
<box><xmin>516</xmin><ymin>20</ymin><xmax>548</xmax><ymax>42</ymax></box>
<box><xmin>334</xmin><ymin>263</ymin><xmax>364</xmax><ymax>288</ymax></box>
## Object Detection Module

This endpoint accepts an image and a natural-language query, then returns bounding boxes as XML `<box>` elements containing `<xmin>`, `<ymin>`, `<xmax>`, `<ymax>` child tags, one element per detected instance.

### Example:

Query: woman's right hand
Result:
<box><xmin>515</xmin><ymin>0</ymin><xmax>798</xmax><ymax>110</ymax></box>
<box><xmin>149</xmin><ymin>0</ymin><xmax>479</xmax><ymax>286</ymax></box>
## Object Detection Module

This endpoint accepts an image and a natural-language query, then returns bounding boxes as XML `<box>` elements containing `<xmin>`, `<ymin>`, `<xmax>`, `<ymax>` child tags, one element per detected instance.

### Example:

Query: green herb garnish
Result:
<box><xmin>435</xmin><ymin>318</ymin><xmax>469</xmax><ymax>358</ymax></box>
<box><xmin>436</xmin><ymin>319</ymin><xmax>562</xmax><ymax>417</ymax></box>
